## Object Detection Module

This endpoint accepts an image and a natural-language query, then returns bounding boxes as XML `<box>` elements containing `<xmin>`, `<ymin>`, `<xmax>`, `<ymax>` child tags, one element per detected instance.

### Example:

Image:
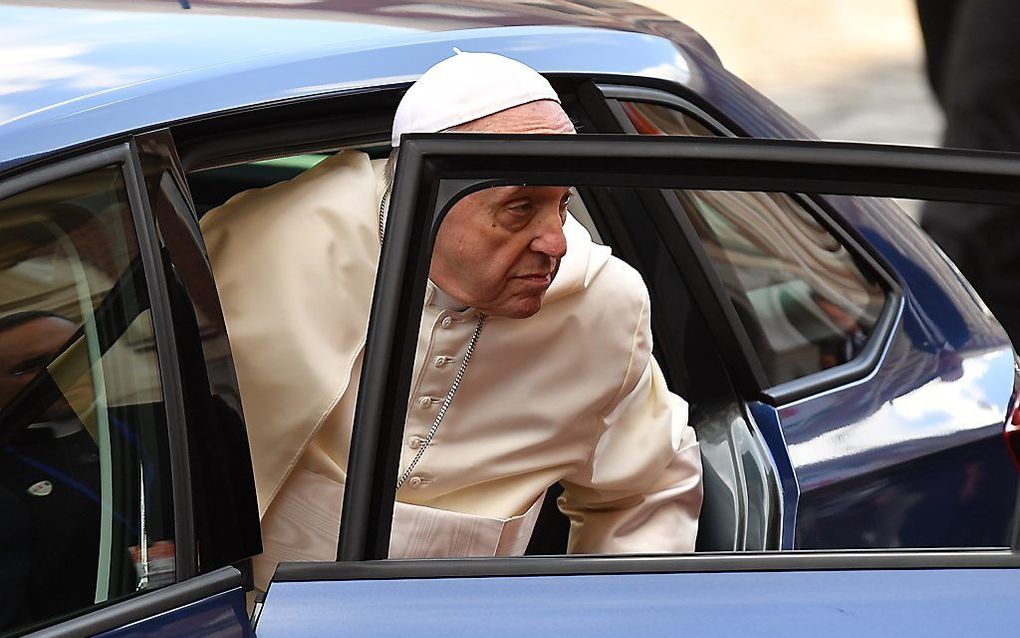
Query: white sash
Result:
<box><xmin>254</xmin><ymin>468</ymin><xmax>544</xmax><ymax>590</ymax></box>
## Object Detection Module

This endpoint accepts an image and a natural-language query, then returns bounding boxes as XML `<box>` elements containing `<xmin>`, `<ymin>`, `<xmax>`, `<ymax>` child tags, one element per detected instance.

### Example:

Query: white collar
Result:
<box><xmin>427</xmin><ymin>280</ymin><xmax>470</xmax><ymax>311</ymax></box>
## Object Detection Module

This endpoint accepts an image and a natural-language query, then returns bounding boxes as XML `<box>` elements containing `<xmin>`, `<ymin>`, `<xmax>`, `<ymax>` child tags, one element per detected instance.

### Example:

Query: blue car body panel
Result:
<box><xmin>257</xmin><ymin>568</ymin><xmax>1020</xmax><ymax>637</ymax></box>
<box><xmin>0</xmin><ymin>24</ymin><xmax>713</xmax><ymax>171</ymax></box>
<box><xmin>92</xmin><ymin>588</ymin><xmax>253</xmax><ymax>638</ymax></box>
<box><xmin>777</xmin><ymin>194</ymin><xmax>1018</xmax><ymax>548</ymax></box>
<box><xmin>746</xmin><ymin>401</ymin><xmax>800</xmax><ymax>549</ymax></box>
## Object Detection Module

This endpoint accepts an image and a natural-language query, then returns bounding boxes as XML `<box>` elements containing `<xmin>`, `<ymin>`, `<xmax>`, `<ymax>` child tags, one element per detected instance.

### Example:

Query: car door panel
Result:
<box><xmin>786</xmin><ymin>340</ymin><xmax>1017</xmax><ymax>549</ymax></box>
<box><xmin>260</xmin><ymin>559</ymin><xmax>1020</xmax><ymax>637</ymax></box>
<box><xmin>27</xmin><ymin>568</ymin><xmax>251</xmax><ymax>638</ymax></box>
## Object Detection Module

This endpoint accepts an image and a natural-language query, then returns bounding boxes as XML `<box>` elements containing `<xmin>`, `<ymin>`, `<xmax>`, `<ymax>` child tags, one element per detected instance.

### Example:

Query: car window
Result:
<box><xmin>189</xmin><ymin>153</ymin><xmax>332</xmax><ymax>216</ymax></box>
<box><xmin>618</xmin><ymin>100</ymin><xmax>888</xmax><ymax>386</ymax></box>
<box><xmin>0</xmin><ymin>166</ymin><xmax>174</xmax><ymax>635</ymax></box>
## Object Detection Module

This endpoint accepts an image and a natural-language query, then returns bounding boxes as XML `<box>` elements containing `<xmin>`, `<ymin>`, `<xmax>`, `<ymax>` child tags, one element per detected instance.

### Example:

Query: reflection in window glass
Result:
<box><xmin>621</xmin><ymin>101</ymin><xmax>888</xmax><ymax>384</ymax></box>
<box><xmin>675</xmin><ymin>189</ymin><xmax>885</xmax><ymax>384</ymax></box>
<box><xmin>0</xmin><ymin>167</ymin><xmax>174</xmax><ymax>634</ymax></box>
<box><xmin>620</xmin><ymin>101</ymin><xmax>715</xmax><ymax>137</ymax></box>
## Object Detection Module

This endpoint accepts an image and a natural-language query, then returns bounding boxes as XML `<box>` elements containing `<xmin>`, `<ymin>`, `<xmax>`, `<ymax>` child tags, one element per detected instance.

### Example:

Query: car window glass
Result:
<box><xmin>376</xmin><ymin>182</ymin><xmax>705</xmax><ymax>560</ymax></box>
<box><xmin>0</xmin><ymin>167</ymin><xmax>174</xmax><ymax>634</ymax></box>
<box><xmin>619</xmin><ymin>100</ymin><xmax>888</xmax><ymax>385</ymax></box>
<box><xmin>672</xmin><ymin>188</ymin><xmax>886</xmax><ymax>384</ymax></box>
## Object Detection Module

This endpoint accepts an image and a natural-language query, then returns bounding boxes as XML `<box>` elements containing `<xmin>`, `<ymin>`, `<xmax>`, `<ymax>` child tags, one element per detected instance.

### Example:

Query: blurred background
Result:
<box><xmin>636</xmin><ymin>0</ymin><xmax>941</xmax><ymax>147</ymax></box>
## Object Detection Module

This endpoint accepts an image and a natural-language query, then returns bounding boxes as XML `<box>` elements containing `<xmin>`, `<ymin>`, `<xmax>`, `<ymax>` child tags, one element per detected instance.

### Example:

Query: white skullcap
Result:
<box><xmin>391</xmin><ymin>50</ymin><xmax>560</xmax><ymax>147</ymax></box>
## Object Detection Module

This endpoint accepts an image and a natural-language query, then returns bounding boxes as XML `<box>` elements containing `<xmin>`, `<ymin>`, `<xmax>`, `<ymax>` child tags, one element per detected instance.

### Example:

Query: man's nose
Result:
<box><xmin>530</xmin><ymin>217</ymin><xmax>567</xmax><ymax>259</ymax></box>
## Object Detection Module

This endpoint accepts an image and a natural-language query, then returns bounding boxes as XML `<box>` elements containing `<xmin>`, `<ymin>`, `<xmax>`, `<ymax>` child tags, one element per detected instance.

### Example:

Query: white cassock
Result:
<box><xmin>200</xmin><ymin>150</ymin><xmax>702</xmax><ymax>591</ymax></box>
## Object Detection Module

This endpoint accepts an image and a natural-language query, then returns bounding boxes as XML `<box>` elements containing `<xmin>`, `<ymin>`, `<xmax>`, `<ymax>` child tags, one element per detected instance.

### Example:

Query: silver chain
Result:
<box><xmin>380</xmin><ymin>185</ymin><xmax>487</xmax><ymax>489</ymax></box>
<box><xmin>378</xmin><ymin>188</ymin><xmax>389</xmax><ymax>244</ymax></box>
<box><xmin>396</xmin><ymin>312</ymin><xmax>487</xmax><ymax>489</ymax></box>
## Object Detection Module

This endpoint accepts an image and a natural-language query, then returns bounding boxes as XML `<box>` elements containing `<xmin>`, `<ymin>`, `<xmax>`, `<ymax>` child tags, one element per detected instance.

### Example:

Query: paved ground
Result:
<box><xmin>635</xmin><ymin>0</ymin><xmax>943</xmax><ymax>146</ymax></box>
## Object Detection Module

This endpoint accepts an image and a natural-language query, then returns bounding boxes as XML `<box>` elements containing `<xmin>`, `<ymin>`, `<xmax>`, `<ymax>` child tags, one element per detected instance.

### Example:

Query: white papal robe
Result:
<box><xmin>200</xmin><ymin>150</ymin><xmax>702</xmax><ymax>590</ymax></box>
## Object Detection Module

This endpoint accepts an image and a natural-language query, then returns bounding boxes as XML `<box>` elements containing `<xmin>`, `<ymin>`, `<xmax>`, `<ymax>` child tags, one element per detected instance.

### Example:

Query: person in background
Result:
<box><xmin>916</xmin><ymin>0</ymin><xmax>1020</xmax><ymax>344</ymax></box>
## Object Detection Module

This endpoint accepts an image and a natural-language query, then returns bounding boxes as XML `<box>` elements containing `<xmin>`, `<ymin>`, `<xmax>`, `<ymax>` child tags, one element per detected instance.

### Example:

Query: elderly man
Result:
<box><xmin>201</xmin><ymin>52</ymin><xmax>702</xmax><ymax>591</ymax></box>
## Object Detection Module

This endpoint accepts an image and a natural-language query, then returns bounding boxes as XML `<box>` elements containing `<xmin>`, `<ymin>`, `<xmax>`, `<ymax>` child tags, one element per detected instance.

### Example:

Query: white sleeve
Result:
<box><xmin>558</xmin><ymin>290</ymin><xmax>702</xmax><ymax>554</ymax></box>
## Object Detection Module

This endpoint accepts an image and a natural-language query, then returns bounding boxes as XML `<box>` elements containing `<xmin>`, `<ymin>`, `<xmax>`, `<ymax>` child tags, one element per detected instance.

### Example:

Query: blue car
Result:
<box><xmin>1</xmin><ymin>1</ymin><xmax>1018</xmax><ymax>636</ymax></box>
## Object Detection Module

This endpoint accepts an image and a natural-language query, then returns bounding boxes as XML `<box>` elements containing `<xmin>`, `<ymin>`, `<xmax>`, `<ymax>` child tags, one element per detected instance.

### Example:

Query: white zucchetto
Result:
<box><xmin>390</xmin><ymin>50</ymin><xmax>561</xmax><ymax>147</ymax></box>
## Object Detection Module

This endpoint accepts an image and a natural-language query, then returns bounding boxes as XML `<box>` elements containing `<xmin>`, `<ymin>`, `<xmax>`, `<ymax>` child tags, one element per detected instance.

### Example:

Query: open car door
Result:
<box><xmin>257</xmin><ymin>135</ymin><xmax>1020</xmax><ymax>637</ymax></box>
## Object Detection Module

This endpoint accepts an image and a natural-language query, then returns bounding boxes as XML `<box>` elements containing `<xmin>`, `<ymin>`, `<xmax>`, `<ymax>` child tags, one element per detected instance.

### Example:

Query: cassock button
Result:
<box><xmin>434</xmin><ymin>355</ymin><xmax>451</xmax><ymax>368</ymax></box>
<box><xmin>441</xmin><ymin>316</ymin><xmax>454</xmax><ymax>329</ymax></box>
<box><xmin>417</xmin><ymin>396</ymin><xmax>433</xmax><ymax>409</ymax></box>
<box><xmin>408</xmin><ymin>436</ymin><xmax>424</xmax><ymax>450</ymax></box>
<box><xmin>407</xmin><ymin>476</ymin><xmax>424</xmax><ymax>488</ymax></box>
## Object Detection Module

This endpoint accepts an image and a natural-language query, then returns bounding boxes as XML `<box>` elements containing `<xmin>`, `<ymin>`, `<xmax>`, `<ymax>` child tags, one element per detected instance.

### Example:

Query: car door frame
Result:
<box><xmin>133</xmin><ymin>129</ymin><xmax>262</xmax><ymax>578</ymax></box>
<box><xmin>335</xmin><ymin>132</ymin><xmax>1020</xmax><ymax>564</ymax></box>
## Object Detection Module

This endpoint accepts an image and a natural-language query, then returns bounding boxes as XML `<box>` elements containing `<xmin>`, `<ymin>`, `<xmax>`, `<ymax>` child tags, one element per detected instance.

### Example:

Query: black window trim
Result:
<box><xmin>134</xmin><ymin>128</ymin><xmax>263</xmax><ymax>580</ymax></box>
<box><xmin>593</xmin><ymin>84</ymin><xmax>905</xmax><ymax>404</ymax></box>
<box><xmin>338</xmin><ymin>133</ymin><xmax>1020</xmax><ymax>565</ymax></box>
<box><xmin>598</xmin><ymin>83</ymin><xmax>736</xmax><ymax>137</ymax></box>
<box><xmin>176</xmin><ymin>85</ymin><xmax>408</xmax><ymax>173</ymax></box>
<box><xmin>0</xmin><ymin>143</ymin><xmax>197</xmax><ymax>587</ymax></box>
<box><xmin>124</xmin><ymin>139</ymin><xmax>197</xmax><ymax>581</ymax></box>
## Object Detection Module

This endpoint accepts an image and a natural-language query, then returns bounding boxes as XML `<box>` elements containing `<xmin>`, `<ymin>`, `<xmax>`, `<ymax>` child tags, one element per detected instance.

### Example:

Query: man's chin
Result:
<box><xmin>487</xmin><ymin>294</ymin><xmax>545</xmax><ymax>319</ymax></box>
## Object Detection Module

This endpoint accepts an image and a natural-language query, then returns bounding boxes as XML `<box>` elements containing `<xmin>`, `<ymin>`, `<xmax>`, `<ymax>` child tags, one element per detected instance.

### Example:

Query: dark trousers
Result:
<box><xmin>917</xmin><ymin>0</ymin><xmax>1020</xmax><ymax>344</ymax></box>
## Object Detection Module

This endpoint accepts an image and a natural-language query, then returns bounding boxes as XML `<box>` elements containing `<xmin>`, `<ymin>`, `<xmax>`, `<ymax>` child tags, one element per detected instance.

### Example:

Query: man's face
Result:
<box><xmin>429</xmin><ymin>100</ymin><xmax>575</xmax><ymax>318</ymax></box>
<box><xmin>0</xmin><ymin>315</ymin><xmax>78</xmax><ymax>416</ymax></box>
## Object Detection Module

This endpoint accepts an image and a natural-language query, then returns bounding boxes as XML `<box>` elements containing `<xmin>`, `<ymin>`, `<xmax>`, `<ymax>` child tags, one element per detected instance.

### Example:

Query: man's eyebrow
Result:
<box><xmin>498</xmin><ymin>185</ymin><xmax>529</xmax><ymax>199</ymax></box>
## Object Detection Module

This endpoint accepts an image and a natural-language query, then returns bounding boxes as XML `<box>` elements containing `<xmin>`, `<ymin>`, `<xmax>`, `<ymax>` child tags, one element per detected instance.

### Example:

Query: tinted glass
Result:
<box><xmin>0</xmin><ymin>166</ymin><xmax>174</xmax><ymax>634</ymax></box>
<box><xmin>620</xmin><ymin>101</ymin><xmax>887</xmax><ymax>385</ymax></box>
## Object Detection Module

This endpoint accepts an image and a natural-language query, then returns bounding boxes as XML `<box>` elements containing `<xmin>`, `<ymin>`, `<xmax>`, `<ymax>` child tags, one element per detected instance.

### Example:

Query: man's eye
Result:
<box><xmin>506</xmin><ymin>201</ymin><xmax>534</xmax><ymax>215</ymax></box>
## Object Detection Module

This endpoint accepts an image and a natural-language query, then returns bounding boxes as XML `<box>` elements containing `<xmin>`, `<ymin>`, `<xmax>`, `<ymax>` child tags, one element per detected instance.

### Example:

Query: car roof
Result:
<box><xmin>0</xmin><ymin>0</ymin><xmax>723</xmax><ymax>170</ymax></box>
